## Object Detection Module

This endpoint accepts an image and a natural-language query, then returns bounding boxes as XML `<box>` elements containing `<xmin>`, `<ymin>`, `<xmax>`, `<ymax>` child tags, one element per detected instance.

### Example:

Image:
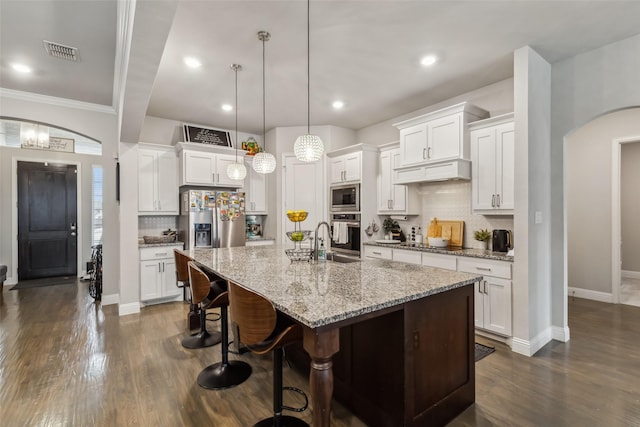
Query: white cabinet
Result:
<box><xmin>377</xmin><ymin>143</ymin><xmax>419</xmax><ymax>214</ymax></box>
<box><xmin>392</xmin><ymin>248</ymin><xmax>421</xmax><ymax>265</ymax></box>
<box><xmin>421</xmin><ymin>253</ymin><xmax>457</xmax><ymax>271</ymax></box>
<box><xmin>138</xmin><ymin>146</ymin><xmax>178</xmax><ymax>214</ymax></box>
<box><xmin>180</xmin><ymin>148</ymin><xmax>244</xmax><ymax>188</ymax></box>
<box><xmin>392</xmin><ymin>103</ymin><xmax>488</xmax><ymax>184</ymax></box>
<box><xmin>139</xmin><ymin>245</ymin><xmax>182</xmax><ymax>302</ymax></box>
<box><xmin>470</xmin><ymin>113</ymin><xmax>514</xmax><ymax>215</ymax></box>
<box><xmin>243</xmin><ymin>159</ymin><xmax>267</xmax><ymax>214</ymax></box>
<box><xmin>458</xmin><ymin>257</ymin><xmax>512</xmax><ymax>336</ymax></box>
<box><xmin>363</xmin><ymin>245</ymin><xmax>392</xmax><ymax>260</ymax></box>
<box><xmin>330</xmin><ymin>152</ymin><xmax>361</xmax><ymax>184</ymax></box>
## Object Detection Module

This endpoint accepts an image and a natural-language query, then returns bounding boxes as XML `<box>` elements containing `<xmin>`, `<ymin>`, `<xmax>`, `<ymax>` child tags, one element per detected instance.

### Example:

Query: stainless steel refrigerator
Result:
<box><xmin>178</xmin><ymin>190</ymin><xmax>246</xmax><ymax>250</ymax></box>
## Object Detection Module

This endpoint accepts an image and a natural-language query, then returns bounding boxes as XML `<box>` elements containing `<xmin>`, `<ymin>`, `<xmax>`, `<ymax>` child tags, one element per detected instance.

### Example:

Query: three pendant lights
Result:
<box><xmin>226</xmin><ymin>0</ymin><xmax>323</xmax><ymax>181</ymax></box>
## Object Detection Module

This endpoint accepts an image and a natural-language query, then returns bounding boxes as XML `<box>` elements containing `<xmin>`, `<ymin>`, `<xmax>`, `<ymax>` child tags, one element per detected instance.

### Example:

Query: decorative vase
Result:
<box><xmin>477</xmin><ymin>240</ymin><xmax>489</xmax><ymax>250</ymax></box>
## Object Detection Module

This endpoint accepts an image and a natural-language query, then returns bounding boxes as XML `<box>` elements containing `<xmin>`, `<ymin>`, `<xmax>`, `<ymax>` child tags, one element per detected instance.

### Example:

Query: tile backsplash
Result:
<box><xmin>411</xmin><ymin>181</ymin><xmax>514</xmax><ymax>248</ymax></box>
<box><xmin>138</xmin><ymin>216</ymin><xmax>178</xmax><ymax>237</ymax></box>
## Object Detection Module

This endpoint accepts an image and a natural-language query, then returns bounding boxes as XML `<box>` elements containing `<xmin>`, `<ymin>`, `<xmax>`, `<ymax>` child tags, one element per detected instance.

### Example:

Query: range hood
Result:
<box><xmin>393</xmin><ymin>159</ymin><xmax>471</xmax><ymax>184</ymax></box>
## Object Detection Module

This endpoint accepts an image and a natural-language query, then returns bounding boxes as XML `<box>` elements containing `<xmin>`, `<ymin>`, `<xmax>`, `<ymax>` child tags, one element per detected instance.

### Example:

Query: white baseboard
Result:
<box><xmin>551</xmin><ymin>325</ymin><xmax>570</xmax><ymax>342</ymax></box>
<box><xmin>568</xmin><ymin>286</ymin><xmax>613</xmax><ymax>303</ymax></box>
<box><xmin>118</xmin><ymin>302</ymin><xmax>140</xmax><ymax>316</ymax></box>
<box><xmin>101</xmin><ymin>294</ymin><xmax>119</xmax><ymax>306</ymax></box>
<box><xmin>511</xmin><ymin>328</ymin><xmax>553</xmax><ymax>357</ymax></box>
<box><xmin>622</xmin><ymin>270</ymin><xmax>640</xmax><ymax>280</ymax></box>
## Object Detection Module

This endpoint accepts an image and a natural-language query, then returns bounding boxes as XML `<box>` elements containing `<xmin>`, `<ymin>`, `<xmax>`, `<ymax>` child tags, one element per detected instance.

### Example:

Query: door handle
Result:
<box><xmin>70</xmin><ymin>222</ymin><xmax>76</xmax><ymax>231</ymax></box>
<box><xmin>70</xmin><ymin>232</ymin><xmax>76</xmax><ymax>236</ymax></box>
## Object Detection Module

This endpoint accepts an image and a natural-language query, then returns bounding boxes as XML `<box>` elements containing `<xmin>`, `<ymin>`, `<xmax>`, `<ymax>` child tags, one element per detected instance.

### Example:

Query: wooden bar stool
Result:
<box><xmin>181</xmin><ymin>261</ymin><xmax>223</xmax><ymax>349</ymax></box>
<box><xmin>229</xmin><ymin>281</ymin><xmax>309</xmax><ymax>427</ymax></box>
<box><xmin>189</xmin><ymin>262</ymin><xmax>252</xmax><ymax>390</ymax></box>
<box><xmin>174</xmin><ymin>250</ymin><xmax>200</xmax><ymax>333</ymax></box>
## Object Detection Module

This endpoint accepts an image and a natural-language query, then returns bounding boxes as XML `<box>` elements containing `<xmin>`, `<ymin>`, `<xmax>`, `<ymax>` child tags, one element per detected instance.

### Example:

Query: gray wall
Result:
<box><xmin>621</xmin><ymin>141</ymin><xmax>640</xmax><ymax>272</ymax></box>
<box><xmin>566</xmin><ymin>109</ymin><xmax>640</xmax><ymax>292</ymax></box>
<box><xmin>551</xmin><ymin>33</ymin><xmax>640</xmax><ymax>326</ymax></box>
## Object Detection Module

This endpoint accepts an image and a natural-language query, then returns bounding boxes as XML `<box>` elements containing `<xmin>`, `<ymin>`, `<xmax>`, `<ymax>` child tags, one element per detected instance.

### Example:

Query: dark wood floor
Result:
<box><xmin>1</xmin><ymin>284</ymin><xmax>639</xmax><ymax>426</ymax></box>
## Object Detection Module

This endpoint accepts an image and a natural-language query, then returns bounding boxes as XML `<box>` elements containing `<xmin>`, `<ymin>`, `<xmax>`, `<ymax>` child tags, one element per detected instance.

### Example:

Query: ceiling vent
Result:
<box><xmin>43</xmin><ymin>40</ymin><xmax>79</xmax><ymax>62</ymax></box>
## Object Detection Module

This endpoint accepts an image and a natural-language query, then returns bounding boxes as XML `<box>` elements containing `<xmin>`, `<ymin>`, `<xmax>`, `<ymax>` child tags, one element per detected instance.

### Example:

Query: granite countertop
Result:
<box><xmin>139</xmin><ymin>240</ymin><xmax>184</xmax><ymax>248</ymax></box>
<box><xmin>182</xmin><ymin>245</ymin><xmax>481</xmax><ymax>329</ymax></box>
<box><xmin>364</xmin><ymin>241</ymin><xmax>513</xmax><ymax>262</ymax></box>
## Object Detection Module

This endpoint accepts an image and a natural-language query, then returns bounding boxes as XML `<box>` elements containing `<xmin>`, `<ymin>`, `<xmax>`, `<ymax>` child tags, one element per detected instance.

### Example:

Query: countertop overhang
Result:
<box><xmin>181</xmin><ymin>245</ymin><xmax>482</xmax><ymax>330</ymax></box>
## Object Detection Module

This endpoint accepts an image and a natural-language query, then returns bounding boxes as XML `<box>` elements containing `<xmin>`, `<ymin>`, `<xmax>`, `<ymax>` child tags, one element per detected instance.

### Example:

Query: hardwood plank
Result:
<box><xmin>1</xmin><ymin>284</ymin><xmax>640</xmax><ymax>426</ymax></box>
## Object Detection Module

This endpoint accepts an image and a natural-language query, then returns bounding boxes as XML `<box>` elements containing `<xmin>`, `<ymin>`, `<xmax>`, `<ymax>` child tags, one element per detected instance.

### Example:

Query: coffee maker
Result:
<box><xmin>492</xmin><ymin>229</ymin><xmax>512</xmax><ymax>252</ymax></box>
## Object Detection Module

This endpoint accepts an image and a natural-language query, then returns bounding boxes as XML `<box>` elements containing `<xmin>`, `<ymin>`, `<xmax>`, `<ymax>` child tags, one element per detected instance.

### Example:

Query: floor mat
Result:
<box><xmin>11</xmin><ymin>276</ymin><xmax>77</xmax><ymax>290</ymax></box>
<box><xmin>475</xmin><ymin>342</ymin><xmax>495</xmax><ymax>362</ymax></box>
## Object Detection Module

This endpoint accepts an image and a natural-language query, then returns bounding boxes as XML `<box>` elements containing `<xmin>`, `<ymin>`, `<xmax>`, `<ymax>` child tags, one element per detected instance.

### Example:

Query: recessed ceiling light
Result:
<box><xmin>11</xmin><ymin>63</ymin><xmax>32</xmax><ymax>73</ymax></box>
<box><xmin>184</xmin><ymin>56</ymin><xmax>202</xmax><ymax>68</ymax></box>
<box><xmin>420</xmin><ymin>55</ymin><xmax>438</xmax><ymax>67</ymax></box>
<box><xmin>222</xmin><ymin>104</ymin><xmax>233</xmax><ymax>111</ymax></box>
<box><xmin>332</xmin><ymin>100</ymin><xmax>345</xmax><ymax>109</ymax></box>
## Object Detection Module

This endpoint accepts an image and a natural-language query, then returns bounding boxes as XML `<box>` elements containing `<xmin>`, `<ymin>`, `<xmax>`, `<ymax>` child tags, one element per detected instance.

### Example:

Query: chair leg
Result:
<box><xmin>253</xmin><ymin>348</ymin><xmax>309</xmax><ymax>427</ymax></box>
<box><xmin>197</xmin><ymin>305</ymin><xmax>252</xmax><ymax>390</ymax></box>
<box><xmin>181</xmin><ymin>303</ymin><xmax>221</xmax><ymax>349</ymax></box>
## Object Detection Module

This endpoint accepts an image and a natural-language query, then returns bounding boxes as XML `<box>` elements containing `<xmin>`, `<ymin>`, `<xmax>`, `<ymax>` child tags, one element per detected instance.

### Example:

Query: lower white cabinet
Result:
<box><xmin>140</xmin><ymin>245</ymin><xmax>182</xmax><ymax>302</ymax></box>
<box><xmin>363</xmin><ymin>245</ymin><xmax>392</xmax><ymax>260</ymax></box>
<box><xmin>392</xmin><ymin>248</ymin><xmax>421</xmax><ymax>264</ymax></box>
<box><xmin>421</xmin><ymin>253</ymin><xmax>457</xmax><ymax>271</ymax></box>
<box><xmin>458</xmin><ymin>257</ymin><xmax>512</xmax><ymax>336</ymax></box>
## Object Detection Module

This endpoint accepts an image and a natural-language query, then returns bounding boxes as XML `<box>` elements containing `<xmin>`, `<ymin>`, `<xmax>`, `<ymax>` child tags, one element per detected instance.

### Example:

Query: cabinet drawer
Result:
<box><xmin>422</xmin><ymin>253</ymin><xmax>457</xmax><ymax>271</ymax></box>
<box><xmin>457</xmin><ymin>257</ymin><xmax>511</xmax><ymax>279</ymax></box>
<box><xmin>364</xmin><ymin>245</ymin><xmax>392</xmax><ymax>260</ymax></box>
<box><xmin>140</xmin><ymin>245</ymin><xmax>182</xmax><ymax>261</ymax></box>
<box><xmin>392</xmin><ymin>249</ymin><xmax>421</xmax><ymax>265</ymax></box>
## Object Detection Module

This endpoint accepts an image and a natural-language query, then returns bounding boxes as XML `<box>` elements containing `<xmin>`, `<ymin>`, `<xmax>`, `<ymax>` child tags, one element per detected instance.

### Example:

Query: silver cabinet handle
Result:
<box><xmin>373</xmin><ymin>251</ymin><xmax>382</xmax><ymax>255</ymax></box>
<box><xmin>476</xmin><ymin>266</ymin><xmax>492</xmax><ymax>271</ymax></box>
<box><xmin>427</xmin><ymin>146</ymin><xmax>432</xmax><ymax>159</ymax></box>
<box><xmin>162</xmin><ymin>262</ymin><xmax>165</xmax><ymax>273</ymax></box>
<box><xmin>158</xmin><ymin>200</ymin><xmax>161</xmax><ymax>210</ymax></box>
<box><xmin>155</xmin><ymin>252</ymin><xmax>167</xmax><ymax>257</ymax></box>
<box><xmin>158</xmin><ymin>262</ymin><xmax>161</xmax><ymax>273</ymax></box>
<box><xmin>422</xmin><ymin>148</ymin><xmax>427</xmax><ymax>159</ymax></box>
<box><xmin>491</xmin><ymin>194</ymin><xmax>495</xmax><ymax>207</ymax></box>
<box><xmin>479</xmin><ymin>282</ymin><xmax>483</xmax><ymax>294</ymax></box>
<box><xmin>496</xmin><ymin>194</ymin><xmax>501</xmax><ymax>207</ymax></box>
<box><xmin>391</xmin><ymin>199</ymin><xmax>394</xmax><ymax>209</ymax></box>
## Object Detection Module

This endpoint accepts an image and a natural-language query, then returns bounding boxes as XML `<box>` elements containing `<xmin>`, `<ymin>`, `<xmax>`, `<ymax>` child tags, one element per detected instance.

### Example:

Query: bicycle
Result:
<box><xmin>89</xmin><ymin>244</ymin><xmax>103</xmax><ymax>301</ymax></box>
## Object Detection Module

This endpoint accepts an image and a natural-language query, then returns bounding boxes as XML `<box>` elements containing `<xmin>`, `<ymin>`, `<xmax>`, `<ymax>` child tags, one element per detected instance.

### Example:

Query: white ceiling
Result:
<box><xmin>2</xmin><ymin>1</ymin><xmax>640</xmax><ymax>136</ymax></box>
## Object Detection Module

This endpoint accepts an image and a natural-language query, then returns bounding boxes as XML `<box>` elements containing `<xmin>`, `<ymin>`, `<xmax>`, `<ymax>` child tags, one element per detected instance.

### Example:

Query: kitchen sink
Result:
<box><xmin>326</xmin><ymin>253</ymin><xmax>361</xmax><ymax>263</ymax></box>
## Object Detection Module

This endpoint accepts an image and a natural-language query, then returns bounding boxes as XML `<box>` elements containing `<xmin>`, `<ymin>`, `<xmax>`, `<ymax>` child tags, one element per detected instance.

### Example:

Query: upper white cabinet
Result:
<box><xmin>377</xmin><ymin>142</ymin><xmax>419</xmax><ymax>214</ymax></box>
<box><xmin>178</xmin><ymin>143</ymin><xmax>244</xmax><ymax>188</ymax></box>
<box><xmin>138</xmin><ymin>144</ymin><xmax>179</xmax><ymax>215</ymax></box>
<box><xmin>243</xmin><ymin>158</ymin><xmax>268</xmax><ymax>214</ymax></box>
<box><xmin>392</xmin><ymin>102</ymin><xmax>488</xmax><ymax>184</ymax></box>
<box><xmin>330</xmin><ymin>152</ymin><xmax>361</xmax><ymax>184</ymax></box>
<box><xmin>470</xmin><ymin>113</ymin><xmax>514</xmax><ymax>215</ymax></box>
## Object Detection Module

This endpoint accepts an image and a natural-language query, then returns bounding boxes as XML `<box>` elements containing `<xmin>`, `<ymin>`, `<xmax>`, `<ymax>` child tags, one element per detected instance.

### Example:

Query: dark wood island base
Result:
<box><xmin>292</xmin><ymin>284</ymin><xmax>475</xmax><ymax>427</ymax></box>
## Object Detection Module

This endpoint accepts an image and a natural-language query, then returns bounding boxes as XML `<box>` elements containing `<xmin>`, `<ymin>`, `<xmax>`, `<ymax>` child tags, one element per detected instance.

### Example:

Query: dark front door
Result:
<box><xmin>18</xmin><ymin>161</ymin><xmax>78</xmax><ymax>280</ymax></box>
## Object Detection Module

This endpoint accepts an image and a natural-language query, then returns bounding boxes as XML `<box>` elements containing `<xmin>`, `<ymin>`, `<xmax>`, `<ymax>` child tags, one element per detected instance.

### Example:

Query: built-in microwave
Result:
<box><xmin>330</xmin><ymin>183</ymin><xmax>360</xmax><ymax>212</ymax></box>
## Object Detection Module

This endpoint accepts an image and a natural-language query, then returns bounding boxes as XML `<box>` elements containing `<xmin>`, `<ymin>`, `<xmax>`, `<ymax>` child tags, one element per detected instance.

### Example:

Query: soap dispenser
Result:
<box><xmin>318</xmin><ymin>238</ymin><xmax>326</xmax><ymax>261</ymax></box>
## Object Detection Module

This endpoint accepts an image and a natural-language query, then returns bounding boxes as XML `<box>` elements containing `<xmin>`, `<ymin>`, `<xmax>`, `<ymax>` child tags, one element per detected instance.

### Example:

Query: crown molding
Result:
<box><xmin>0</xmin><ymin>88</ymin><xmax>116</xmax><ymax>115</ymax></box>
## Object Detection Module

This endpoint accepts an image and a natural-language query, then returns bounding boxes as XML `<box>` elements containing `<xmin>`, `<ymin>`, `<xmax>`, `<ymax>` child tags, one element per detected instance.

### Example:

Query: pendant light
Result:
<box><xmin>226</xmin><ymin>64</ymin><xmax>247</xmax><ymax>181</ymax></box>
<box><xmin>293</xmin><ymin>0</ymin><xmax>324</xmax><ymax>162</ymax></box>
<box><xmin>252</xmin><ymin>31</ymin><xmax>276</xmax><ymax>174</ymax></box>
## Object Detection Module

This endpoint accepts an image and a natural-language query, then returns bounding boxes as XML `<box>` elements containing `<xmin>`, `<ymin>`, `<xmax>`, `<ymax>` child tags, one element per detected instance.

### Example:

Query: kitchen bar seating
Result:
<box><xmin>228</xmin><ymin>281</ymin><xmax>309</xmax><ymax>427</ymax></box>
<box><xmin>188</xmin><ymin>262</ymin><xmax>252</xmax><ymax>390</ymax></box>
<box><xmin>174</xmin><ymin>250</ymin><xmax>200</xmax><ymax>335</ymax></box>
<box><xmin>180</xmin><ymin>259</ymin><xmax>223</xmax><ymax>349</ymax></box>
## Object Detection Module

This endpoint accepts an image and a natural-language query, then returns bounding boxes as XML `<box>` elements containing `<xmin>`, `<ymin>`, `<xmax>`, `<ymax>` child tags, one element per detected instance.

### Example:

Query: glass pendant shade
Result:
<box><xmin>294</xmin><ymin>134</ymin><xmax>324</xmax><ymax>162</ymax></box>
<box><xmin>252</xmin><ymin>152</ymin><xmax>276</xmax><ymax>173</ymax></box>
<box><xmin>227</xmin><ymin>161</ymin><xmax>247</xmax><ymax>180</ymax></box>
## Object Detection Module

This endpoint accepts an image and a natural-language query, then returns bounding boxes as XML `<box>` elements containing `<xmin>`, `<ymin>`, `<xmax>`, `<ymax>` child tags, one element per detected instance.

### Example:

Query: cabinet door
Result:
<box><xmin>216</xmin><ymin>154</ymin><xmax>245</xmax><ymax>187</ymax></box>
<box><xmin>427</xmin><ymin>113</ymin><xmax>461</xmax><ymax>161</ymax></box>
<box><xmin>343</xmin><ymin>153</ymin><xmax>361</xmax><ymax>182</ymax></box>
<box><xmin>471</xmin><ymin>128</ymin><xmax>497</xmax><ymax>211</ymax></box>
<box><xmin>399</xmin><ymin>123</ymin><xmax>428</xmax><ymax>166</ymax></box>
<box><xmin>161</xmin><ymin>259</ymin><xmax>181</xmax><ymax>297</ymax></box>
<box><xmin>140</xmin><ymin>260</ymin><xmax>162</xmax><ymax>300</ymax></box>
<box><xmin>389</xmin><ymin>149</ymin><xmax>406</xmax><ymax>212</ymax></box>
<box><xmin>392</xmin><ymin>249</ymin><xmax>421</xmax><ymax>265</ymax></box>
<box><xmin>496</xmin><ymin>123</ymin><xmax>515</xmax><ymax>211</ymax></box>
<box><xmin>156</xmin><ymin>150</ymin><xmax>178</xmax><ymax>213</ymax></box>
<box><xmin>377</xmin><ymin>151</ymin><xmax>392</xmax><ymax>212</ymax></box>
<box><xmin>474</xmin><ymin>281</ymin><xmax>485</xmax><ymax>329</ymax></box>
<box><xmin>330</xmin><ymin>158</ymin><xmax>345</xmax><ymax>183</ymax></box>
<box><xmin>138</xmin><ymin>149</ymin><xmax>158</xmax><ymax>211</ymax></box>
<box><xmin>184</xmin><ymin>151</ymin><xmax>216</xmax><ymax>185</ymax></box>
<box><xmin>483</xmin><ymin>276</ymin><xmax>512</xmax><ymax>336</ymax></box>
<box><xmin>245</xmin><ymin>160</ymin><xmax>267</xmax><ymax>214</ymax></box>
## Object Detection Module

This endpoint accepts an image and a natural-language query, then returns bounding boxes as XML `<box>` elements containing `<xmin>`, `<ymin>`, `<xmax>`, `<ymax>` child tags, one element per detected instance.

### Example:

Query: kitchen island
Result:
<box><xmin>182</xmin><ymin>245</ymin><xmax>482</xmax><ymax>426</ymax></box>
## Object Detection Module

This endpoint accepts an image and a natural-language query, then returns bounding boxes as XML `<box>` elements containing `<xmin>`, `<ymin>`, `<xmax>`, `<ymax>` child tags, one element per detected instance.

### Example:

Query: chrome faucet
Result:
<box><xmin>314</xmin><ymin>221</ymin><xmax>332</xmax><ymax>261</ymax></box>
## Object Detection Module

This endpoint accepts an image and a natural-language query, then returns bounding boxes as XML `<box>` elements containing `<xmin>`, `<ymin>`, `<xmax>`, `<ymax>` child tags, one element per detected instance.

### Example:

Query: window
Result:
<box><xmin>92</xmin><ymin>165</ymin><xmax>103</xmax><ymax>245</ymax></box>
